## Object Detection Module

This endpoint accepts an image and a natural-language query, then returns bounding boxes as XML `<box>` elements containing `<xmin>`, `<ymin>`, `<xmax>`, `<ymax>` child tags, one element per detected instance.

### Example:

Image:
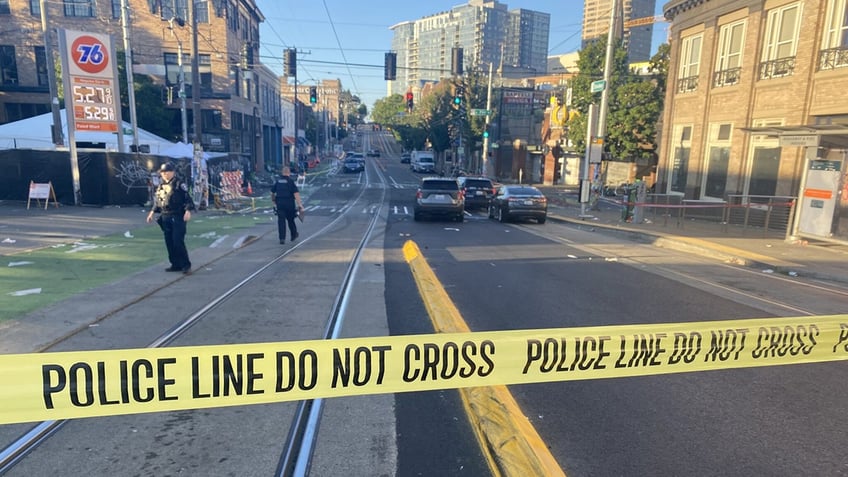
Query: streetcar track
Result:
<box><xmin>0</xmin><ymin>161</ymin><xmax>387</xmax><ymax>476</ymax></box>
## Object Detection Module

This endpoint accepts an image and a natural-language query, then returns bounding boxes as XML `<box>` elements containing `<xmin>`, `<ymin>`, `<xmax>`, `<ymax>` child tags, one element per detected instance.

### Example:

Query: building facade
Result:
<box><xmin>582</xmin><ymin>0</ymin><xmax>657</xmax><ymax>62</ymax></box>
<box><xmin>0</xmin><ymin>0</ymin><xmax>276</xmax><ymax>173</ymax></box>
<box><xmin>388</xmin><ymin>0</ymin><xmax>549</xmax><ymax>96</ymax></box>
<box><xmin>659</xmin><ymin>0</ymin><xmax>848</xmax><ymax>243</ymax></box>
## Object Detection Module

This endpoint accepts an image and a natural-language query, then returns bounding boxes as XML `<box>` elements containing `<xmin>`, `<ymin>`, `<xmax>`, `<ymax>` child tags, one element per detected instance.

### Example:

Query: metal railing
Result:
<box><xmin>629</xmin><ymin>194</ymin><xmax>796</xmax><ymax>238</ymax></box>
<box><xmin>724</xmin><ymin>195</ymin><xmax>795</xmax><ymax>237</ymax></box>
<box><xmin>818</xmin><ymin>47</ymin><xmax>848</xmax><ymax>71</ymax></box>
<box><xmin>759</xmin><ymin>57</ymin><xmax>796</xmax><ymax>79</ymax></box>
<box><xmin>713</xmin><ymin>67</ymin><xmax>741</xmax><ymax>87</ymax></box>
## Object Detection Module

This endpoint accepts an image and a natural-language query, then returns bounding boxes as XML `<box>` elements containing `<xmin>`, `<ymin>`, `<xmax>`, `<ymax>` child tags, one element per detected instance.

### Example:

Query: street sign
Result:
<box><xmin>470</xmin><ymin>109</ymin><xmax>490</xmax><ymax>116</ymax></box>
<box><xmin>591</xmin><ymin>80</ymin><xmax>606</xmax><ymax>93</ymax></box>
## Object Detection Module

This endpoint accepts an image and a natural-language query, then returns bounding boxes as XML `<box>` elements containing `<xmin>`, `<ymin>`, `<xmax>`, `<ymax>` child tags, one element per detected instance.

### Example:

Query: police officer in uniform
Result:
<box><xmin>270</xmin><ymin>166</ymin><xmax>304</xmax><ymax>244</ymax></box>
<box><xmin>146</xmin><ymin>162</ymin><xmax>196</xmax><ymax>273</ymax></box>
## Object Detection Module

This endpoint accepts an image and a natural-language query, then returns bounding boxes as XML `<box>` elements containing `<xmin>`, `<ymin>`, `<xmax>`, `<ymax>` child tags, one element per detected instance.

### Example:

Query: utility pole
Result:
<box><xmin>189</xmin><ymin>0</ymin><xmax>201</xmax><ymax>150</ymax></box>
<box><xmin>597</xmin><ymin>0</ymin><xmax>619</xmax><ymax>142</ymax></box>
<box><xmin>168</xmin><ymin>20</ymin><xmax>188</xmax><ymax>143</ymax></box>
<box><xmin>120</xmin><ymin>0</ymin><xmax>139</xmax><ymax>150</ymax></box>
<box><xmin>482</xmin><ymin>62</ymin><xmax>493</xmax><ymax>177</ymax></box>
<box><xmin>39</xmin><ymin>0</ymin><xmax>63</xmax><ymax>146</ymax></box>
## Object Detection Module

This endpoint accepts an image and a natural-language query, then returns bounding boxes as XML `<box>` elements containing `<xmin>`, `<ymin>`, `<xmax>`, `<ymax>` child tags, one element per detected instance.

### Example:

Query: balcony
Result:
<box><xmin>676</xmin><ymin>75</ymin><xmax>699</xmax><ymax>94</ymax></box>
<box><xmin>713</xmin><ymin>67</ymin><xmax>741</xmax><ymax>88</ymax></box>
<box><xmin>818</xmin><ymin>46</ymin><xmax>848</xmax><ymax>71</ymax></box>
<box><xmin>758</xmin><ymin>56</ymin><xmax>795</xmax><ymax>80</ymax></box>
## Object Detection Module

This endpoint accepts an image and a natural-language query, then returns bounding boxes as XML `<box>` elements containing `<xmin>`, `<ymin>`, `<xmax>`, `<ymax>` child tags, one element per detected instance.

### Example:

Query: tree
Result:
<box><xmin>370</xmin><ymin>94</ymin><xmax>406</xmax><ymax>126</ymax></box>
<box><xmin>116</xmin><ymin>51</ymin><xmax>180</xmax><ymax>141</ymax></box>
<box><xmin>566</xmin><ymin>38</ymin><xmax>667</xmax><ymax>161</ymax></box>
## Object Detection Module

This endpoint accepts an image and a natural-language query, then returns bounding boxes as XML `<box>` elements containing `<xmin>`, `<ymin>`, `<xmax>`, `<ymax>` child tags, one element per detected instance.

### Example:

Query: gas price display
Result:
<box><xmin>71</xmin><ymin>79</ymin><xmax>118</xmax><ymax>130</ymax></box>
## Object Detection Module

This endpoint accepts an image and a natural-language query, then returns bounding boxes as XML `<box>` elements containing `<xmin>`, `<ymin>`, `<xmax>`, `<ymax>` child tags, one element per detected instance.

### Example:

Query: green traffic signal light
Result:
<box><xmin>483</xmin><ymin>130</ymin><xmax>489</xmax><ymax>138</ymax></box>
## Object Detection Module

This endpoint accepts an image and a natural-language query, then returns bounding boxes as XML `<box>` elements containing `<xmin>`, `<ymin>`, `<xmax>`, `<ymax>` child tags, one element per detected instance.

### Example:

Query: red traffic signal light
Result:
<box><xmin>405</xmin><ymin>91</ymin><xmax>413</xmax><ymax>110</ymax></box>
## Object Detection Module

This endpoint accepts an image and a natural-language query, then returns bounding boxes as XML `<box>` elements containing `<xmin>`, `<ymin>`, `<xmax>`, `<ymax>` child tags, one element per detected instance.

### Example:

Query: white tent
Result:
<box><xmin>0</xmin><ymin>110</ymin><xmax>177</xmax><ymax>153</ymax></box>
<box><xmin>160</xmin><ymin>141</ymin><xmax>227</xmax><ymax>160</ymax></box>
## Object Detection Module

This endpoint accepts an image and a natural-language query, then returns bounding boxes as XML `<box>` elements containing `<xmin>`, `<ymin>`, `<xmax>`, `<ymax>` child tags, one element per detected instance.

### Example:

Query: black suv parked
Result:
<box><xmin>413</xmin><ymin>178</ymin><xmax>465</xmax><ymax>222</ymax></box>
<box><xmin>457</xmin><ymin>176</ymin><xmax>495</xmax><ymax>210</ymax></box>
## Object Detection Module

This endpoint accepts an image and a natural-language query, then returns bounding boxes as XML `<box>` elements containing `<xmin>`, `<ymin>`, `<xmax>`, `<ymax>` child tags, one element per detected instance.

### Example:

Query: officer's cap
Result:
<box><xmin>159</xmin><ymin>162</ymin><xmax>176</xmax><ymax>172</ymax></box>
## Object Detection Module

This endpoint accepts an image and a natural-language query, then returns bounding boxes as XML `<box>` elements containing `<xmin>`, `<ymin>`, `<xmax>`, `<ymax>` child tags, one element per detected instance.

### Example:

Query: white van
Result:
<box><xmin>411</xmin><ymin>151</ymin><xmax>435</xmax><ymax>173</ymax></box>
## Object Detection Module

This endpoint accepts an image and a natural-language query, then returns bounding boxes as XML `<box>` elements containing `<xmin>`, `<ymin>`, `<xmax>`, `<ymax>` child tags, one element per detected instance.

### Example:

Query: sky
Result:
<box><xmin>255</xmin><ymin>0</ymin><xmax>668</xmax><ymax>109</ymax></box>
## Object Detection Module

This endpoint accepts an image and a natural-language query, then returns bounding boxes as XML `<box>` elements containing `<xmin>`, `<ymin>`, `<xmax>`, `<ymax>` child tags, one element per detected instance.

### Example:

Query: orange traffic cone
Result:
<box><xmin>247</xmin><ymin>181</ymin><xmax>253</xmax><ymax>195</ymax></box>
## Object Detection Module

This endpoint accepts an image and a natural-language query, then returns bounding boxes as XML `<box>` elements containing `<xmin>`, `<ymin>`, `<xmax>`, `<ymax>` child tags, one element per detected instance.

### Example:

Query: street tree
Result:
<box><xmin>566</xmin><ymin>38</ymin><xmax>668</xmax><ymax>161</ymax></box>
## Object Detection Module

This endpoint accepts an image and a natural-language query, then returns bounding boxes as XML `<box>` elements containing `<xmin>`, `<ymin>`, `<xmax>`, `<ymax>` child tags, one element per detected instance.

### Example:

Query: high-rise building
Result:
<box><xmin>388</xmin><ymin>0</ymin><xmax>550</xmax><ymax>96</ymax></box>
<box><xmin>582</xmin><ymin>0</ymin><xmax>656</xmax><ymax>62</ymax></box>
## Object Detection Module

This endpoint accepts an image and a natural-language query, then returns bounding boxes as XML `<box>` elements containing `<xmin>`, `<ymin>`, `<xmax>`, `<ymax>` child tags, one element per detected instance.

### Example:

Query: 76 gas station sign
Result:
<box><xmin>58</xmin><ymin>30</ymin><xmax>121</xmax><ymax>133</ymax></box>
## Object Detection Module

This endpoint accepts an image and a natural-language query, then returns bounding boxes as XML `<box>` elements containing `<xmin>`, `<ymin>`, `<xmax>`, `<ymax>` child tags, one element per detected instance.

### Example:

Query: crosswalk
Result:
<box><xmin>319</xmin><ymin>182</ymin><xmax>418</xmax><ymax>189</ymax></box>
<box><xmin>300</xmin><ymin>203</ymin><xmax>488</xmax><ymax>220</ymax></box>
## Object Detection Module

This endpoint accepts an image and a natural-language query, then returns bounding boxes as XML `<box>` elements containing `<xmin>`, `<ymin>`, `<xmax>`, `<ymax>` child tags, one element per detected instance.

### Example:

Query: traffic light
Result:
<box><xmin>453</xmin><ymin>85</ymin><xmax>464</xmax><ymax>105</ymax></box>
<box><xmin>405</xmin><ymin>91</ymin><xmax>413</xmax><ymax>111</ymax></box>
<box><xmin>284</xmin><ymin>48</ymin><xmax>296</xmax><ymax>77</ymax></box>
<box><xmin>482</xmin><ymin>127</ymin><xmax>489</xmax><ymax>139</ymax></box>
<box><xmin>451</xmin><ymin>47</ymin><xmax>463</xmax><ymax>76</ymax></box>
<box><xmin>384</xmin><ymin>52</ymin><xmax>397</xmax><ymax>81</ymax></box>
<box><xmin>309</xmin><ymin>86</ymin><xmax>318</xmax><ymax>104</ymax></box>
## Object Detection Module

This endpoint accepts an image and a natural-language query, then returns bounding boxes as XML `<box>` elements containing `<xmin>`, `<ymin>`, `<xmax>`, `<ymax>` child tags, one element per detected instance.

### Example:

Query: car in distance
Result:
<box><xmin>414</xmin><ymin>177</ymin><xmax>465</xmax><ymax>222</ymax></box>
<box><xmin>457</xmin><ymin>176</ymin><xmax>495</xmax><ymax>210</ymax></box>
<box><xmin>488</xmin><ymin>185</ymin><xmax>547</xmax><ymax>223</ymax></box>
<box><xmin>367</xmin><ymin>149</ymin><xmax>381</xmax><ymax>157</ymax></box>
<box><xmin>400</xmin><ymin>152</ymin><xmax>411</xmax><ymax>163</ymax></box>
<box><xmin>342</xmin><ymin>157</ymin><xmax>365</xmax><ymax>173</ymax></box>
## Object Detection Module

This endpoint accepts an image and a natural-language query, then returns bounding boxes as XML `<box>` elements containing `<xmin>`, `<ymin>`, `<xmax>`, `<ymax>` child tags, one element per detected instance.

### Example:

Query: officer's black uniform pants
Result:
<box><xmin>277</xmin><ymin>204</ymin><xmax>298</xmax><ymax>241</ymax></box>
<box><xmin>159</xmin><ymin>214</ymin><xmax>191</xmax><ymax>269</ymax></box>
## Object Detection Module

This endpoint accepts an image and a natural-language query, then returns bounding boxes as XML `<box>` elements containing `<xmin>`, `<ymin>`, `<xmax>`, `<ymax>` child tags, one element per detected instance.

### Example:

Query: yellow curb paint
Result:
<box><xmin>403</xmin><ymin>240</ymin><xmax>566</xmax><ymax>477</ymax></box>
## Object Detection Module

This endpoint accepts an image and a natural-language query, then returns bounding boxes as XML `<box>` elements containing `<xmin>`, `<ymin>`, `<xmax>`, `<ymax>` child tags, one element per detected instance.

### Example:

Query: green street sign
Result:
<box><xmin>470</xmin><ymin>109</ymin><xmax>490</xmax><ymax>117</ymax></box>
<box><xmin>591</xmin><ymin>80</ymin><xmax>606</xmax><ymax>93</ymax></box>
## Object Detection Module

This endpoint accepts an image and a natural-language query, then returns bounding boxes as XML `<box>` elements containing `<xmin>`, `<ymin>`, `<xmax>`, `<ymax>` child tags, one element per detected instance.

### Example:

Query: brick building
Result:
<box><xmin>0</xmin><ymin>0</ymin><xmax>280</xmax><ymax>171</ymax></box>
<box><xmin>659</xmin><ymin>0</ymin><xmax>848</xmax><ymax>242</ymax></box>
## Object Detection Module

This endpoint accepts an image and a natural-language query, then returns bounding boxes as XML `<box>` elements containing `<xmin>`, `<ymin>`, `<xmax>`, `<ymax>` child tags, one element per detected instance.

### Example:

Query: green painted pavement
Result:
<box><xmin>0</xmin><ymin>206</ymin><xmax>275</xmax><ymax>323</ymax></box>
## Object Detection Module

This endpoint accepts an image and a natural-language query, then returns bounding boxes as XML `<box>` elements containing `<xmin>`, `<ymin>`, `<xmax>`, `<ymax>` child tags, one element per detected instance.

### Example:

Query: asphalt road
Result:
<box><xmin>3</xmin><ymin>130</ymin><xmax>847</xmax><ymax>476</ymax></box>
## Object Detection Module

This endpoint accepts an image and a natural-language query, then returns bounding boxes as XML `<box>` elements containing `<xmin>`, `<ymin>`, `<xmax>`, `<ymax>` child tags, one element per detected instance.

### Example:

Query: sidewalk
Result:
<box><xmin>538</xmin><ymin>186</ymin><xmax>848</xmax><ymax>286</ymax></box>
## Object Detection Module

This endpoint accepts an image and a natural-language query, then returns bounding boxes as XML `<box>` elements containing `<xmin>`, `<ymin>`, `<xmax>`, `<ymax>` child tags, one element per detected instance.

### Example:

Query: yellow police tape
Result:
<box><xmin>1</xmin><ymin>313</ymin><xmax>848</xmax><ymax>425</ymax></box>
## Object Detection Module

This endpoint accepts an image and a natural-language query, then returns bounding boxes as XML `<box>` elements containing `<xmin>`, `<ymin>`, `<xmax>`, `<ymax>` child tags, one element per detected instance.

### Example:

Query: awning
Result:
<box><xmin>739</xmin><ymin>124</ymin><xmax>848</xmax><ymax>148</ymax></box>
<box><xmin>296</xmin><ymin>137</ymin><xmax>310</xmax><ymax>147</ymax></box>
<box><xmin>283</xmin><ymin>136</ymin><xmax>295</xmax><ymax>145</ymax></box>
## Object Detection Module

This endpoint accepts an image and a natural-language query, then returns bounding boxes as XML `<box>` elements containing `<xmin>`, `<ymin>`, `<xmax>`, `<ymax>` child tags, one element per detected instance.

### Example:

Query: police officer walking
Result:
<box><xmin>146</xmin><ymin>162</ymin><xmax>196</xmax><ymax>273</ymax></box>
<box><xmin>270</xmin><ymin>166</ymin><xmax>305</xmax><ymax>244</ymax></box>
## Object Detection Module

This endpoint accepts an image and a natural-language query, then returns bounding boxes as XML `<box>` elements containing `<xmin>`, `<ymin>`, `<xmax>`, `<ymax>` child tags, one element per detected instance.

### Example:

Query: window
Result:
<box><xmin>64</xmin><ymin>0</ymin><xmax>95</xmax><ymax>17</ymax></box>
<box><xmin>669</xmin><ymin>125</ymin><xmax>692</xmax><ymax>194</ymax></box>
<box><xmin>760</xmin><ymin>3</ymin><xmax>801</xmax><ymax>78</ymax></box>
<box><xmin>703</xmin><ymin>124</ymin><xmax>732</xmax><ymax>199</ymax></box>
<box><xmin>164</xmin><ymin>52</ymin><xmax>190</xmax><ymax>87</ymax></box>
<box><xmin>0</xmin><ymin>0</ymin><xmax>9</xmax><ymax>14</ymax></box>
<box><xmin>677</xmin><ymin>35</ymin><xmax>702</xmax><ymax>93</ymax></box>
<box><xmin>35</xmin><ymin>46</ymin><xmax>48</xmax><ymax>87</ymax></box>
<box><xmin>0</xmin><ymin>45</ymin><xmax>18</xmax><ymax>86</ymax></box>
<box><xmin>820</xmin><ymin>0</ymin><xmax>848</xmax><ymax>69</ymax></box>
<box><xmin>111</xmin><ymin>0</ymin><xmax>121</xmax><ymax>18</ymax></box>
<box><xmin>29</xmin><ymin>0</ymin><xmax>39</xmax><ymax>15</ymax></box>
<box><xmin>714</xmin><ymin>20</ymin><xmax>745</xmax><ymax>87</ymax></box>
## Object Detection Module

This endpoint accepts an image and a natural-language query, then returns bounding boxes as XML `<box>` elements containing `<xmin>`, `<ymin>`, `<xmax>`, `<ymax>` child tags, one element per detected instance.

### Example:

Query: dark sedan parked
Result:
<box><xmin>488</xmin><ymin>185</ymin><xmax>547</xmax><ymax>223</ymax></box>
